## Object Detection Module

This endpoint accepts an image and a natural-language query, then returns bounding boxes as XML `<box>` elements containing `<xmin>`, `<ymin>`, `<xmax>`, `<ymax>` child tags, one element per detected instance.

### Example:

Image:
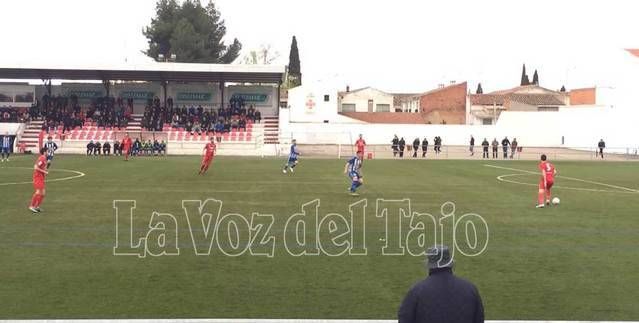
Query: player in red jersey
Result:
<box><xmin>199</xmin><ymin>138</ymin><xmax>217</xmax><ymax>175</ymax></box>
<box><xmin>122</xmin><ymin>133</ymin><xmax>132</xmax><ymax>161</ymax></box>
<box><xmin>29</xmin><ymin>147</ymin><xmax>49</xmax><ymax>213</ymax></box>
<box><xmin>537</xmin><ymin>154</ymin><xmax>557</xmax><ymax>208</ymax></box>
<box><xmin>355</xmin><ymin>134</ymin><xmax>366</xmax><ymax>154</ymax></box>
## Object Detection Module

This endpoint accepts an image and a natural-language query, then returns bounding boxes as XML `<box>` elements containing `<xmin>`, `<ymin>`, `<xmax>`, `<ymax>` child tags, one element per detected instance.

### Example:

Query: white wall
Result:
<box><xmin>0</xmin><ymin>123</ymin><xmax>22</xmax><ymax>135</ymax></box>
<box><xmin>280</xmin><ymin>106</ymin><xmax>639</xmax><ymax>150</ymax></box>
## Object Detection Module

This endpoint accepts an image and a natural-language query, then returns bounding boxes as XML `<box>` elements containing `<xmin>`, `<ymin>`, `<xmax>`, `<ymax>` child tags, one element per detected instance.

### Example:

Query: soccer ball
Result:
<box><xmin>551</xmin><ymin>197</ymin><xmax>560</xmax><ymax>205</ymax></box>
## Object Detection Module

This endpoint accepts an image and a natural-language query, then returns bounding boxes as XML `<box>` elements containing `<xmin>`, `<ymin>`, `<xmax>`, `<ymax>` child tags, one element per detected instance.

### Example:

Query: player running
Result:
<box><xmin>122</xmin><ymin>133</ymin><xmax>132</xmax><ymax>161</ymax></box>
<box><xmin>537</xmin><ymin>154</ymin><xmax>557</xmax><ymax>208</ymax></box>
<box><xmin>29</xmin><ymin>147</ymin><xmax>49</xmax><ymax>213</ymax></box>
<box><xmin>355</xmin><ymin>134</ymin><xmax>366</xmax><ymax>154</ymax></box>
<box><xmin>199</xmin><ymin>138</ymin><xmax>216</xmax><ymax>175</ymax></box>
<box><xmin>43</xmin><ymin>136</ymin><xmax>58</xmax><ymax>169</ymax></box>
<box><xmin>282</xmin><ymin>139</ymin><xmax>300</xmax><ymax>174</ymax></box>
<box><xmin>345</xmin><ymin>151</ymin><xmax>364</xmax><ymax>196</ymax></box>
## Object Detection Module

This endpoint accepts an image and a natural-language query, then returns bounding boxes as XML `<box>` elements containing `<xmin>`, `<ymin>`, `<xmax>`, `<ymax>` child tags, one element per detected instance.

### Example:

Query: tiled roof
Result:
<box><xmin>506</xmin><ymin>93</ymin><xmax>565</xmax><ymax>106</ymax></box>
<box><xmin>626</xmin><ymin>49</ymin><xmax>639</xmax><ymax>58</ymax></box>
<box><xmin>469</xmin><ymin>94</ymin><xmax>505</xmax><ymax>105</ymax></box>
<box><xmin>470</xmin><ymin>84</ymin><xmax>566</xmax><ymax>107</ymax></box>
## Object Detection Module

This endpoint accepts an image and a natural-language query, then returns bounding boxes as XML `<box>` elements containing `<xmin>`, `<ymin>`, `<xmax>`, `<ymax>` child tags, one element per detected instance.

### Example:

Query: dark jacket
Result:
<box><xmin>398</xmin><ymin>268</ymin><xmax>484</xmax><ymax>323</ymax></box>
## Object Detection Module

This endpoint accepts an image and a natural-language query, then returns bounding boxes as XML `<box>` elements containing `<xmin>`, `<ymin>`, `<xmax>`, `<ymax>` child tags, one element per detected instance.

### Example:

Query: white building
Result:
<box><xmin>337</xmin><ymin>87</ymin><xmax>394</xmax><ymax>112</ymax></box>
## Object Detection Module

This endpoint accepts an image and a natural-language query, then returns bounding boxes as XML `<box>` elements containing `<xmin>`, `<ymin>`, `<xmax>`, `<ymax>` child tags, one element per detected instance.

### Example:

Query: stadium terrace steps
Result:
<box><xmin>126</xmin><ymin>114</ymin><xmax>143</xmax><ymax>131</ymax></box>
<box><xmin>32</xmin><ymin>116</ymin><xmax>281</xmax><ymax>156</ymax></box>
<box><xmin>263</xmin><ymin>116</ymin><xmax>279</xmax><ymax>144</ymax></box>
<box><xmin>17</xmin><ymin>120</ymin><xmax>44</xmax><ymax>150</ymax></box>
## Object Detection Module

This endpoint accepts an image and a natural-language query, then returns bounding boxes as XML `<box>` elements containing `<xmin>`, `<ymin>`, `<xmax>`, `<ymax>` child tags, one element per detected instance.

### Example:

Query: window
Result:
<box><xmin>482</xmin><ymin>118</ymin><xmax>493</xmax><ymax>125</ymax></box>
<box><xmin>538</xmin><ymin>106</ymin><xmax>559</xmax><ymax>112</ymax></box>
<box><xmin>376</xmin><ymin>104</ymin><xmax>390</xmax><ymax>112</ymax></box>
<box><xmin>341</xmin><ymin>103</ymin><xmax>356</xmax><ymax>112</ymax></box>
<box><xmin>324</xmin><ymin>95</ymin><xmax>330</xmax><ymax>102</ymax></box>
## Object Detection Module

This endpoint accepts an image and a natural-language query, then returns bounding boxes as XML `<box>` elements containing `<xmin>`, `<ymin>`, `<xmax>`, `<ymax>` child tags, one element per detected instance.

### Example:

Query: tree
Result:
<box><xmin>520</xmin><ymin>64</ymin><xmax>530</xmax><ymax>86</ymax></box>
<box><xmin>239</xmin><ymin>44</ymin><xmax>280</xmax><ymax>65</ymax></box>
<box><xmin>476</xmin><ymin>83</ymin><xmax>483</xmax><ymax>94</ymax></box>
<box><xmin>532</xmin><ymin>69</ymin><xmax>539</xmax><ymax>85</ymax></box>
<box><xmin>560</xmin><ymin>85</ymin><xmax>566</xmax><ymax>92</ymax></box>
<box><xmin>143</xmin><ymin>0</ymin><xmax>241</xmax><ymax>63</ymax></box>
<box><xmin>287</xmin><ymin>36</ymin><xmax>302</xmax><ymax>87</ymax></box>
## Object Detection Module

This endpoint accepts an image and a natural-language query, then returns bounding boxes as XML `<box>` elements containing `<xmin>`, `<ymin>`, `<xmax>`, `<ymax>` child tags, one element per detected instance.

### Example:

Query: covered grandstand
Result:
<box><xmin>0</xmin><ymin>62</ymin><xmax>285</xmax><ymax>155</ymax></box>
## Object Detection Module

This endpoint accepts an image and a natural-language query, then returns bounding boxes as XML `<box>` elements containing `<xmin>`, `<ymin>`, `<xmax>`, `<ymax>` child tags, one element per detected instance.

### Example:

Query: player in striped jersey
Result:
<box><xmin>1</xmin><ymin>132</ymin><xmax>11</xmax><ymax>162</ymax></box>
<box><xmin>43</xmin><ymin>136</ymin><xmax>58</xmax><ymax>169</ymax></box>
<box><xmin>282</xmin><ymin>139</ymin><xmax>300</xmax><ymax>174</ymax></box>
<box><xmin>344</xmin><ymin>151</ymin><xmax>364</xmax><ymax>196</ymax></box>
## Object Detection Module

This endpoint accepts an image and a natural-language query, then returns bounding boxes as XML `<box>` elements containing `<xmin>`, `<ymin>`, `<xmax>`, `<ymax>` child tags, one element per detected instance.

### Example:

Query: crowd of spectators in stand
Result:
<box><xmin>0</xmin><ymin>107</ymin><xmax>29</xmax><ymax>123</ymax></box>
<box><xmin>141</xmin><ymin>95</ymin><xmax>262</xmax><ymax>134</ymax></box>
<box><xmin>33</xmin><ymin>95</ymin><xmax>133</xmax><ymax>133</ymax></box>
<box><xmin>86</xmin><ymin>138</ymin><xmax>166</xmax><ymax>156</ymax></box>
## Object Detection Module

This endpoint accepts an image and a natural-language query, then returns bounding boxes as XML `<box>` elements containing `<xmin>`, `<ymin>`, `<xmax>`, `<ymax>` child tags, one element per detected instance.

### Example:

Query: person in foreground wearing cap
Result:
<box><xmin>398</xmin><ymin>245</ymin><xmax>484</xmax><ymax>323</ymax></box>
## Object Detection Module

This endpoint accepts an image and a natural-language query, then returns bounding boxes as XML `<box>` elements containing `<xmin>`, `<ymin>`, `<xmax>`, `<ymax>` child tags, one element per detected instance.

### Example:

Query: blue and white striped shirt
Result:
<box><xmin>44</xmin><ymin>141</ymin><xmax>58</xmax><ymax>156</ymax></box>
<box><xmin>1</xmin><ymin>136</ymin><xmax>11</xmax><ymax>149</ymax></box>
<box><xmin>347</xmin><ymin>156</ymin><xmax>362</xmax><ymax>173</ymax></box>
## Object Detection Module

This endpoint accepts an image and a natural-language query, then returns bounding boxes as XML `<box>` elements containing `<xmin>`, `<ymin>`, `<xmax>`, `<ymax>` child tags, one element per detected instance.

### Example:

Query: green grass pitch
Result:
<box><xmin>1</xmin><ymin>155</ymin><xmax>638</xmax><ymax>320</ymax></box>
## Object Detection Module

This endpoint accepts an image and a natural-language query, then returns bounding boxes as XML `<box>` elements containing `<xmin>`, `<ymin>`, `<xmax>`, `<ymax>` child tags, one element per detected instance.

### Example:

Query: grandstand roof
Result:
<box><xmin>0</xmin><ymin>62</ymin><xmax>285</xmax><ymax>83</ymax></box>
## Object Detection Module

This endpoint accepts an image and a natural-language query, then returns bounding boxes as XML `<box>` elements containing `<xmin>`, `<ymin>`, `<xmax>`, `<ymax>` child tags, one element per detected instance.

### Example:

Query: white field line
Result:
<box><xmin>0</xmin><ymin>320</ymin><xmax>635</xmax><ymax>323</ymax></box>
<box><xmin>0</xmin><ymin>166</ymin><xmax>85</xmax><ymax>186</ymax></box>
<box><xmin>484</xmin><ymin>164</ymin><xmax>639</xmax><ymax>194</ymax></box>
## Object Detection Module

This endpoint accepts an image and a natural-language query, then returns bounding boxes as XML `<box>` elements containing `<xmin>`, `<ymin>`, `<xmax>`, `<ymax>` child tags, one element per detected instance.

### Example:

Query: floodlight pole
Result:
<box><xmin>162</xmin><ymin>80</ymin><xmax>168</xmax><ymax>108</ymax></box>
<box><xmin>219</xmin><ymin>81</ymin><xmax>225</xmax><ymax>109</ymax></box>
<box><xmin>102</xmin><ymin>79</ymin><xmax>111</xmax><ymax>97</ymax></box>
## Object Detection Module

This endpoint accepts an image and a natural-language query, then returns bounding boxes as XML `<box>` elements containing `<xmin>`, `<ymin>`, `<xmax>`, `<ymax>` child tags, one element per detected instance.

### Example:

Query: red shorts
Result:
<box><xmin>202</xmin><ymin>155</ymin><xmax>214</xmax><ymax>163</ymax></box>
<box><xmin>33</xmin><ymin>179</ymin><xmax>45</xmax><ymax>190</ymax></box>
<box><xmin>539</xmin><ymin>180</ymin><xmax>554</xmax><ymax>190</ymax></box>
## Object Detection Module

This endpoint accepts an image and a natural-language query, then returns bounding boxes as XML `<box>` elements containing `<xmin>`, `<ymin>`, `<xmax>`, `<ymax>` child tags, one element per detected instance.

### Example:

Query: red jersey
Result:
<box><xmin>539</xmin><ymin>161</ymin><xmax>556</xmax><ymax>182</ymax></box>
<box><xmin>204</xmin><ymin>142</ymin><xmax>216</xmax><ymax>157</ymax></box>
<box><xmin>33</xmin><ymin>155</ymin><xmax>47</xmax><ymax>182</ymax></box>
<box><xmin>355</xmin><ymin>139</ymin><xmax>366</xmax><ymax>153</ymax></box>
<box><xmin>122</xmin><ymin>137</ymin><xmax>132</xmax><ymax>149</ymax></box>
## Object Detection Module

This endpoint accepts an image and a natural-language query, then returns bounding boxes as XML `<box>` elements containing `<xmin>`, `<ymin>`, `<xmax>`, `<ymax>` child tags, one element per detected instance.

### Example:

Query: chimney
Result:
<box><xmin>438</xmin><ymin>83</ymin><xmax>445</xmax><ymax>89</ymax></box>
<box><xmin>450</xmin><ymin>80</ymin><xmax>456</xmax><ymax>85</ymax></box>
<box><xmin>346</xmin><ymin>85</ymin><xmax>350</xmax><ymax>92</ymax></box>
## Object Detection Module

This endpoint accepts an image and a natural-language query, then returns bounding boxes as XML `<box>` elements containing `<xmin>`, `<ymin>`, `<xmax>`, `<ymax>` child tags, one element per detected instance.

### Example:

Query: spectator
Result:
<box><xmin>434</xmin><ymin>136</ymin><xmax>442</xmax><ymax>155</ymax></box>
<box><xmin>132</xmin><ymin>138</ymin><xmax>141</xmax><ymax>156</ymax></box>
<box><xmin>392</xmin><ymin>135</ymin><xmax>399</xmax><ymax>157</ymax></box>
<box><xmin>501</xmin><ymin>137</ymin><xmax>510</xmax><ymax>159</ymax></box>
<box><xmin>399</xmin><ymin>137</ymin><xmax>406</xmax><ymax>158</ymax></box>
<box><xmin>511</xmin><ymin>138</ymin><xmax>518</xmax><ymax>159</ymax></box>
<box><xmin>421</xmin><ymin>137</ymin><xmax>428</xmax><ymax>158</ymax></box>
<box><xmin>86</xmin><ymin>140</ymin><xmax>94</xmax><ymax>156</ymax></box>
<box><xmin>238</xmin><ymin>117</ymin><xmax>247</xmax><ymax>131</ymax></box>
<box><xmin>412</xmin><ymin>138</ymin><xmax>420</xmax><ymax>158</ymax></box>
<box><xmin>469</xmin><ymin>135</ymin><xmax>475</xmax><ymax>157</ymax></box>
<box><xmin>491</xmin><ymin>138</ymin><xmax>499</xmax><ymax>159</ymax></box>
<box><xmin>158</xmin><ymin>140</ymin><xmax>167</xmax><ymax>155</ymax></box>
<box><xmin>254</xmin><ymin>110</ymin><xmax>261</xmax><ymax>123</ymax></box>
<box><xmin>598</xmin><ymin>139</ymin><xmax>605</xmax><ymax>159</ymax></box>
<box><xmin>398</xmin><ymin>245</ymin><xmax>484</xmax><ymax>323</ymax></box>
<box><xmin>482</xmin><ymin>138</ymin><xmax>490</xmax><ymax>159</ymax></box>
<box><xmin>113</xmin><ymin>140</ymin><xmax>121</xmax><ymax>156</ymax></box>
<box><xmin>94</xmin><ymin>141</ymin><xmax>102</xmax><ymax>156</ymax></box>
<box><xmin>103</xmin><ymin>141</ymin><xmax>111</xmax><ymax>156</ymax></box>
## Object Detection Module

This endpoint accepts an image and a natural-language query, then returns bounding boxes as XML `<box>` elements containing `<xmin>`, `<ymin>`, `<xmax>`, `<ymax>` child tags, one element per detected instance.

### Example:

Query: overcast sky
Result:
<box><xmin>1</xmin><ymin>0</ymin><xmax>638</xmax><ymax>93</ymax></box>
